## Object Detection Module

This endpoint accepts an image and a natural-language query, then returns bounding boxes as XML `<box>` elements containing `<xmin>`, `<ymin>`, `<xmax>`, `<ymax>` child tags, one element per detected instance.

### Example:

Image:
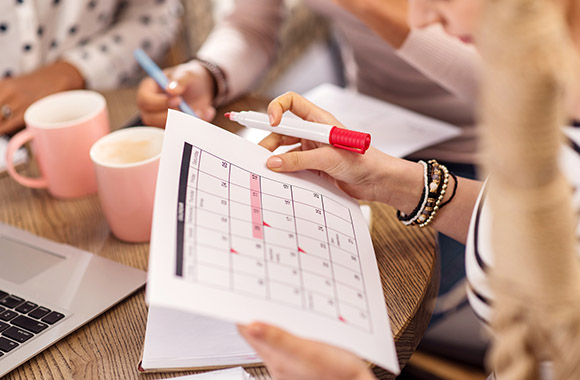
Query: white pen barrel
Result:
<box><xmin>240</xmin><ymin>111</ymin><xmax>333</xmax><ymax>144</ymax></box>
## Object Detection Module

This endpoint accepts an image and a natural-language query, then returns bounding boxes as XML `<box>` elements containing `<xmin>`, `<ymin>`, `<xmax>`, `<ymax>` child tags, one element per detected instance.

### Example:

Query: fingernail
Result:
<box><xmin>268</xmin><ymin>113</ymin><xmax>275</xmax><ymax>125</ymax></box>
<box><xmin>267</xmin><ymin>157</ymin><xmax>283</xmax><ymax>168</ymax></box>
<box><xmin>167</xmin><ymin>81</ymin><xmax>178</xmax><ymax>90</ymax></box>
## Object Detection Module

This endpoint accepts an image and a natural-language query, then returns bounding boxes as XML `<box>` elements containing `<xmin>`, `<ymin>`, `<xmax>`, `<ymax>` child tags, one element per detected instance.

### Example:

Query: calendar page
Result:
<box><xmin>147</xmin><ymin>110</ymin><xmax>399</xmax><ymax>374</ymax></box>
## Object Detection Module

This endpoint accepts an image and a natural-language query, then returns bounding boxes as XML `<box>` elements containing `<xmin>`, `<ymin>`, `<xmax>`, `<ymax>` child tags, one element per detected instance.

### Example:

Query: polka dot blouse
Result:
<box><xmin>0</xmin><ymin>0</ymin><xmax>181</xmax><ymax>90</ymax></box>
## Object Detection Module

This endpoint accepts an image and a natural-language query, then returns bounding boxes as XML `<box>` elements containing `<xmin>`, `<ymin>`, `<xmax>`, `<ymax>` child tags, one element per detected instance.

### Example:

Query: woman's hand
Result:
<box><xmin>137</xmin><ymin>61</ymin><xmax>216</xmax><ymax>127</ymax></box>
<box><xmin>0</xmin><ymin>61</ymin><xmax>84</xmax><ymax>135</ymax></box>
<box><xmin>238</xmin><ymin>322</ymin><xmax>376</xmax><ymax>380</ymax></box>
<box><xmin>259</xmin><ymin>92</ymin><xmax>423</xmax><ymax>209</ymax></box>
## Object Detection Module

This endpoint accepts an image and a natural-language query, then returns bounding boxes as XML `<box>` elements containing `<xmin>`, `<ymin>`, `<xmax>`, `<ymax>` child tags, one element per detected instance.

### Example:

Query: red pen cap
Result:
<box><xmin>328</xmin><ymin>127</ymin><xmax>371</xmax><ymax>154</ymax></box>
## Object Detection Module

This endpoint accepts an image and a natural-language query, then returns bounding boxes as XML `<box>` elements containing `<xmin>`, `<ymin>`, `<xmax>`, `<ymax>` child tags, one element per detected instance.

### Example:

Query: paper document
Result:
<box><xmin>154</xmin><ymin>366</ymin><xmax>253</xmax><ymax>380</ymax></box>
<box><xmin>141</xmin><ymin>204</ymin><xmax>374</xmax><ymax>371</ymax></box>
<box><xmin>303</xmin><ymin>83</ymin><xmax>462</xmax><ymax>158</ymax></box>
<box><xmin>147</xmin><ymin>110</ymin><xmax>400</xmax><ymax>374</ymax></box>
<box><xmin>0</xmin><ymin>135</ymin><xmax>28</xmax><ymax>173</ymax></box>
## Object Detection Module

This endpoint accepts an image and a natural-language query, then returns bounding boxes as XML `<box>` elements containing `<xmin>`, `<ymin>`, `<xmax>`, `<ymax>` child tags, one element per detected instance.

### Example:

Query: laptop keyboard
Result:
<box><xmin>0</xmin><ymin>290</ymin><xmax>65</xmax><ymax>358</ymax></box>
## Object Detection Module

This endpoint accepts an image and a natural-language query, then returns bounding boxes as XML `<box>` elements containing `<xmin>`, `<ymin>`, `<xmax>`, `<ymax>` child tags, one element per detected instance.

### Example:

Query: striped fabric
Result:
<box><xmin>465</xmin><ymin>127</ymin><xmax>580</xmax><ymax>326</ymax></box>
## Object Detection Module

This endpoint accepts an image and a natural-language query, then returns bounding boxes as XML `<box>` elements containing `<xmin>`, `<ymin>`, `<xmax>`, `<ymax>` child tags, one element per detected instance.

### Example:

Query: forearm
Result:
<box><xmin>397</xmin><ymin>26</ymin><xmax>482</xmax><ymax>104</ymax></box>
<box><xmin>35</xmin><ymin>61</ymin><xmax>85</xmax><ymax>92</ymax></box>
<box><xmin>375</xmin><ymin>158</ymin><xmax>482</xmax><ymax>244</ymax></box>
<box><xmin>428</xmin><ymin>176</ymin><xmax>482</xmax><ymax>243</ymax></box>
<box><xmin>356</xmin><ymin>370</ymin><xmax>378</xmax><ymax>380</ymax></box>
<box><xmin>339</xmin><ymin>0</ymin><xmax>481</xmax><ymax>104</ymax></box>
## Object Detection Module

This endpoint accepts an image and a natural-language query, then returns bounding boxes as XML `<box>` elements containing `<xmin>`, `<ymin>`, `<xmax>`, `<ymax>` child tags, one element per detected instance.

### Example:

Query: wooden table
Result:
<box><xmin>0</xmin><ymin>89</ymin><xmax>438</xmax><ymax>380</ymax></box>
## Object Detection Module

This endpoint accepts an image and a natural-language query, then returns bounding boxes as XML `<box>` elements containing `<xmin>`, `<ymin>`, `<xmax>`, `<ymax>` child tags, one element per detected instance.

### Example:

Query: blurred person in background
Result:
<box><xmin>0</xmin><ymin>0</ymin><xmax>181</xmax><ymax>135</ymax></box>
<box><xmin>137</xmin><ymin>0</ymin><xmax>481</xmax><ymax>166</ymax></box>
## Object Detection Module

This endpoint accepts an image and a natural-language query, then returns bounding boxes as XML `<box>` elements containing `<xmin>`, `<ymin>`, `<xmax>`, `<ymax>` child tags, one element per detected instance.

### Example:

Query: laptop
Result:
<box><xmin>0</xmin><ymin>222</ymin><xmax>147</xmax><ymax>377</ymax></box>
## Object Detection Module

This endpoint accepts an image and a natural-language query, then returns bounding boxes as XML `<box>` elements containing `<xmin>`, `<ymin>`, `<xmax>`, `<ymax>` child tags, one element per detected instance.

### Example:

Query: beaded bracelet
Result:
<box><xmin>397</xmin><ymin>160</ymin><xmax>457</xmax><ymax>228</ymax></box>
<box><xmin>414</xmin><ymin>160</ymin><xmax>444</xmax><ymax>225</ymax></box>
<box><xmin>418</xmin><ymin>161</ymin><xmax>450</xmax><ymax>228</ymax></box>
<box><xmin>397</xmin><ymin>160</ymin><xmax>429</xmax><ymax>226</ymax></box>
<box><xmin>439</xmin><ymin>171</ymin><xmax>457</xmax><ymax>209</ymax></box>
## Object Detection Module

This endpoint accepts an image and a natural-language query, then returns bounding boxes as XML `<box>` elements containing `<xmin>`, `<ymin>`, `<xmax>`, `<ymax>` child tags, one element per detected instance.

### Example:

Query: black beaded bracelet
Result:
<box><xmin>397</xmin><ymin>160</ymin><xmax>429</xmax><ymax>225</ymax></box>
<box><xmin>439</xmin><ymin>171</ymin><xmax>458</xmax><ymax>209</ymax></box>
<box><xmin>397</xmin><ymin>187</ymin><xmax>426</xmax><ymax>222</ymax></box>
<box><xmin>414</xmin><ymin>161</ymin><xmax>445</xmax><ymax>226</ymax></box>
<box><xmin>417</xmin><ymin>162</ymin><xmax>450</xmax><ymax>228</ymax></box>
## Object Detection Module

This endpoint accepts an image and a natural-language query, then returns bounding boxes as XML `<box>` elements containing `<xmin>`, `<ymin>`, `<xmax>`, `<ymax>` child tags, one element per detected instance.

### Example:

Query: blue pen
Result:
<box><xmin>133</xmin><ymin>48</ymin><xmax>198</xmax><ymax>117</ymax></box>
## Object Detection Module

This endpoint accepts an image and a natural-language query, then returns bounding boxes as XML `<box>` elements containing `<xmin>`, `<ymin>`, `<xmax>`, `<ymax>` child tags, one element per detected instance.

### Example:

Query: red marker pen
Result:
<box><xmin>225</xmin><ymin>111</ymin><xmax>371</xmax><ymax>154</ymax></box>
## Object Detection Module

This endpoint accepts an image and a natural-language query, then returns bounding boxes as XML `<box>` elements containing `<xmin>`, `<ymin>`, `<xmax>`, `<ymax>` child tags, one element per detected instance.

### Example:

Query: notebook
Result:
<box><xmin>153</xmin><ymin>366</ymin><xmax>253</xmax><ymax>380</ymax></box>
<box><xmin>0</xmin><ymin>222</ymin><xmax>147</xmax><ymax>377</ymax></box>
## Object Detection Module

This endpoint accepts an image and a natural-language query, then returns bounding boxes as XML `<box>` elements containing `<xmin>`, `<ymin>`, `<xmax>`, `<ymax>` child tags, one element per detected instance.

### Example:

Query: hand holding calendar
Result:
<box><xmin>147</xmin><ymin>109</ymin><xmax>400</xmax><ymax>374</ymax></box>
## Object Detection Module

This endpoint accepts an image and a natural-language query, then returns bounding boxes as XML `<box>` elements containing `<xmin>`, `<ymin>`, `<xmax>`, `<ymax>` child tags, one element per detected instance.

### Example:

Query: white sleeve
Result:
<box><xmin>195</xmin><ymin>0</ymin><xmax>286</xmax><ymax>102</ymax></box>
<box><xmin>62</xmin><ymin>0</ymin><xmax>181</xmax><ymax>91</ymax></box>
<box><xmin>397</xmin><ymin>24</ymin><xmax>481</xmax><ymax>104</ymax></box>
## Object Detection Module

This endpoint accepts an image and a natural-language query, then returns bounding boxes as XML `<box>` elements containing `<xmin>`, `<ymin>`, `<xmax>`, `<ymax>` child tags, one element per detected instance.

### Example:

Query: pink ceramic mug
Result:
<box><xmin>90</xmin><ymin>127</ymin><xmax>164</xmax><ymax>243</ymax></box>
<box><xmin>6</xmin><ymin>90</ymin><xmax>109</xmax><ymax>198</ymax></box>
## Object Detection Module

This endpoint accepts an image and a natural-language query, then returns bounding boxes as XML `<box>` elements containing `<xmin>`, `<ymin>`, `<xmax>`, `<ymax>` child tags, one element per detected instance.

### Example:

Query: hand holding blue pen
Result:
<box><xmin>133</xmin><ymin>48</ymin><xmax>198</xmax><ymax>118</ymax></box>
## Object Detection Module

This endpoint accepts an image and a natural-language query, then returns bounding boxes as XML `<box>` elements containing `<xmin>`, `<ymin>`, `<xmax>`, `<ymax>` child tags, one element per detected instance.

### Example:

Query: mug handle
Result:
<box><xmin>6</xmin><ymin>130</ymin><xmax>48</xmax><ymax>189</ymax></box>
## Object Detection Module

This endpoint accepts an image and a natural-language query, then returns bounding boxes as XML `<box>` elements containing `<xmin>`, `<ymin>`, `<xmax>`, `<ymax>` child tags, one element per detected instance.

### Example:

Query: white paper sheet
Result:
<box><xmin>303</xmin><ymin>83</ymin><xmax>462</xmax><ymax>158</ymax></box>
<box><xmin>147</xmin><ymin>110</ymin><xmax>400</xmax><ymax>374</ymax></box>
<box><xmin>154</xmin><ymin>366</ymin><xmax>253</xmax><ymax>380</ymax></box>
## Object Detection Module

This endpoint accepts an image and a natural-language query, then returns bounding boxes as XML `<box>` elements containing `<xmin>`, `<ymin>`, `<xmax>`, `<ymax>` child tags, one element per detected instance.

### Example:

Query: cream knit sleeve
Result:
<box><xmin>195</xmin><ymin>0</ymin><xmax>285</xmax><ymax>103</ymax></box>
<box><xmin>397</xmin><ymin>24</ymin><xmax>481</xmax><ymax>105</ymax></box>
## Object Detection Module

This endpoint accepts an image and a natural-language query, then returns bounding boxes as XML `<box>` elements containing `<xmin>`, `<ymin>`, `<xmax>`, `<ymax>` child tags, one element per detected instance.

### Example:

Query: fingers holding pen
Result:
<box><xmin>267</xmin><ymin>92</ymin><xmax>342</xmax><ymax>127</ymax></box>
<box><xmin>167</xmin><ymin>66</ymin><xmax>216</xmax><ymax>122</ymax></box>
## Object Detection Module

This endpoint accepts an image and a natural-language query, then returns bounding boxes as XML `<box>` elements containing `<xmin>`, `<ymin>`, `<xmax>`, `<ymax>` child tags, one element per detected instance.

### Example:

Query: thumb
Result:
<box><xmin>266</xmin><ymin>149</ymin><xmax>333</xmax><ymax>173</ymax></box>
<box><xmin>240</xmin><ymin>322</ymin><xmax>303</xmax><ymax>356</ymax></box>
<box><xmin>199</xmin><ymin>106</ymin><xmax>216</xmax><ymax>122</ymax></box>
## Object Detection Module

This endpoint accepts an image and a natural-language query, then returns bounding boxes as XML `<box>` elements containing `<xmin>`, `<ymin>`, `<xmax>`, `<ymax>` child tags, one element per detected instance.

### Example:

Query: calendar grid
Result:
<box><xmin>193</xmin><ymin>172</ymin><xmax>352</xmax><ymax>224</ymax></box>
<box><xmin>321</xmin><ymin>195</ymin><xmax>341</xmax><ymax>319</ymax></box>
<box><xmin>289</xmin><ymin>185</ymin><xmax>307</xmax><ymax>309</ymax></box>
<box><xmin>258</xmin><ymin>175</ymin><xmax>271</xmax><ymax>300</ymax></box>
<box><xmin>176</xmin><ymin>142</ymin><xmax>372</xmax><ymax>332</ymax></box>
<box><xmin>349</xmin><ymin>207</ymin><xmax>373</xmax><ymax>332</ymax></box>
<box><xmin>227</xmin><ymin>161</ymin><xmax>234</xmax><ymax>291</ymax></box>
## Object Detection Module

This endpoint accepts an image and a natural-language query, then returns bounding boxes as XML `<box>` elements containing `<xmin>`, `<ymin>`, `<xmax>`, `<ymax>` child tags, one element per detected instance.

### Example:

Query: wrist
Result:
<box><xmin>378</xmin><ymin>159</ymin><xmax>424</xmax><ymax>213</ymax></box>
<box><xmin>50</xmin><ymin>61</ymin><xmax>86</xmax><ymax>91</ymax></box>
<box><xmin>355</xmin><ymin>367</ymin><xmax>377</xmax><ymax>380</ymax></box>
<box><xmin>194</xmin><ymin>58</ymin><xmax>229</xmax><ymax>106</ymax></box>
